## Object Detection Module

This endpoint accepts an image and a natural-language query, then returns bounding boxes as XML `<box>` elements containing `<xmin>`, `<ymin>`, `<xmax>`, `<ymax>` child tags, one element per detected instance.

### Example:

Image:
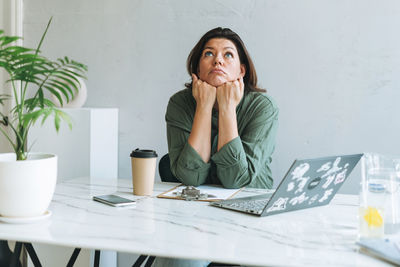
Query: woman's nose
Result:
<box><xmin>214</xmin><ymin>54</ymin><xmax>223</xmax><ymax>65</ymax></box>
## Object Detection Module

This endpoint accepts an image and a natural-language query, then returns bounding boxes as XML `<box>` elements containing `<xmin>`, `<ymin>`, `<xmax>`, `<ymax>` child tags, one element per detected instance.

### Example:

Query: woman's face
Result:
<box><xmin>197</xmin><ymin>38</ymin><xmax>245</xmax><ymax>87</ymax></box>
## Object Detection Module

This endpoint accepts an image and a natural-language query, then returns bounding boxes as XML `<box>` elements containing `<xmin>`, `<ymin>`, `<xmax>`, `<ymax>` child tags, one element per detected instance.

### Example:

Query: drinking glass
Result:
<box><xmin>359</xmin><ymin>153</ymin><xmax>400</xmax><ymax>238</ymax></box>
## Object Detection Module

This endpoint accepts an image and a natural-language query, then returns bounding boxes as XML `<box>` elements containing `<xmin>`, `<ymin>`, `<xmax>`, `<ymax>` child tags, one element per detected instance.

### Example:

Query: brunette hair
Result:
<box><xmin>185</xmin><ymin>27</ymin><xmax>265</xmax><ymax>93</ymax></box>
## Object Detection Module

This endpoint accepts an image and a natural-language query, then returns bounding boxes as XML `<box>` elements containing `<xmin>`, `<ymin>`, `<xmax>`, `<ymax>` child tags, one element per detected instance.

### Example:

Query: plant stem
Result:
<box><xmin>16</xmin><ymin>150</ymin><xmax>26</xmax><ymax>160</ymax></box>
<box><xmin>15</xmin><ymin>125</ymin><xmax>26</xmax><ymax>160</ymax></box>
<box><xmin>11</xmin><ymin>80</ymin><xmax>19</xmax><ymax>106</ymax></box>
<box><xmin>21</xmin><ymin>17</ymin><xmax>52</xmax><ymax>113</ymax></box>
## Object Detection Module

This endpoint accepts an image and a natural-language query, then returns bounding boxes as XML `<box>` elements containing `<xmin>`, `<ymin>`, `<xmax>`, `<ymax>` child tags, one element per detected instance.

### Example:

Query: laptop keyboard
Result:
<box><xmin>223</xmin><ymin>198</ymin><xmax>270</xmax><ymax>214</ymax></box>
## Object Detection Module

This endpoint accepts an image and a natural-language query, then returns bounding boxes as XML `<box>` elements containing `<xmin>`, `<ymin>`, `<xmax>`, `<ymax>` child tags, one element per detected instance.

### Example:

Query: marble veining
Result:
<box><xmin>0</xmin><ymin>177</ymin><xmax>394</xmax><ymax>266</ymax></box>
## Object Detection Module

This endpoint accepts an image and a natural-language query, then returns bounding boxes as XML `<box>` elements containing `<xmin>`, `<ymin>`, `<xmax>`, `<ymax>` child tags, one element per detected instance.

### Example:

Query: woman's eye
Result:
<box><xmin>204</xmin><ymin>51</ymin><xmax>213</xmax><ymax>57</ymax></box>
<box><xmin>225</xmin><ymin>52</ymin><xmax>233</xmax><ymax>58</ymax></box>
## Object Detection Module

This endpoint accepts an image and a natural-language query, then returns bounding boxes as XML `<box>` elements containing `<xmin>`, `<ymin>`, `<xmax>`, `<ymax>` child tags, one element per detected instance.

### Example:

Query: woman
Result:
<box><xmin>156</xmin><ymin>27</ymin><xmax>278</xmax><ymax>267</ymax></box>
<box><xmin>166</xmin><ymin>27</ymin><xmax>278</xmax><ymax>190</ymax></box>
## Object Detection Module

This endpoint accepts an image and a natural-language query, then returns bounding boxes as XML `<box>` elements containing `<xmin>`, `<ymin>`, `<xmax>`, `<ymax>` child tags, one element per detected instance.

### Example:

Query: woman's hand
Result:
<box><xmin>216</xmin><ymin>77</ymin><xmax>244</xmax><ymax>112</ymax></box>
<box><xmin>192</xmin><ymin>74</ymin><xmax>216</xmax><ymax>111</ymax></box>
<box><xmin>189</xmin><ymin>74</ymin><xmax>215</xmax><ymax>163</ymax></box>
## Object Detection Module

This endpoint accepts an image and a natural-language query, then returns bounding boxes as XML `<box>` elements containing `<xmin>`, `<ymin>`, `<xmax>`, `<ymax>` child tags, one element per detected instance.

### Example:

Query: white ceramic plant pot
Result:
<box><xmin>0</xmin><ymin>153</ymin><xmax>57</xmax><ymax>217</ymax></box>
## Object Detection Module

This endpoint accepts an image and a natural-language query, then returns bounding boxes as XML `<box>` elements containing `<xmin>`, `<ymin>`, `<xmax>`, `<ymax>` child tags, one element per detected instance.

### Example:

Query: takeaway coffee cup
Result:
<box><xmin>130</xmin><ymin>149</ymin><xmax>158</xmax><ymax>196</ymax></box>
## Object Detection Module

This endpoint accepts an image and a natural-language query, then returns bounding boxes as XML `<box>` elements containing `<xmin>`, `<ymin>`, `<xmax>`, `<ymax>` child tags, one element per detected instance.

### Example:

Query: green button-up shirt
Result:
<box><xmin>166</xmin><ymin>88</ymin><xmax>278</xmax><ymax>189</ymax></box>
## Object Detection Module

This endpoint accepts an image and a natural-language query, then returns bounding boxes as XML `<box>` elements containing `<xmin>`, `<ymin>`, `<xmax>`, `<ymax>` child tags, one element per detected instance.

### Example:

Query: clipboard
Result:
<box><xmin>157</xmin><ymin>184</ymin><xmax>243</xmax><ymax>202</ymax></box>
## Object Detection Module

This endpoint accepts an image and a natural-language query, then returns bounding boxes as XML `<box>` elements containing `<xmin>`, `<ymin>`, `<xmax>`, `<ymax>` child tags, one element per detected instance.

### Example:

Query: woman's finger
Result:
<box><xmin>239</xmin><ymin>77</ymin><xmax>244</xmax><ymax>92</ymax></box>
<box><xmin>192</xmin><ymin>73</ymin><xmax>198</xmax><ymax>84</ymax></box>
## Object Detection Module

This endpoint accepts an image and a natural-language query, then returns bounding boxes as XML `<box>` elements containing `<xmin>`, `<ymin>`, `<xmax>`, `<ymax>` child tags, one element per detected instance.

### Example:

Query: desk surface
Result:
<box><xmin>0</xmin><ymin>177</ymin><xmax>393</xmax><ymax>266</ymax></box>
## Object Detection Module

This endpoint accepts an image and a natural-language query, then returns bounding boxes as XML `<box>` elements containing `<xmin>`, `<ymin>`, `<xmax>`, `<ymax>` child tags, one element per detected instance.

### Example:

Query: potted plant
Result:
<box><xmin>0</xmin><ymin>18</ymin><xmax>87</xmax><ymax>218</ymax></box>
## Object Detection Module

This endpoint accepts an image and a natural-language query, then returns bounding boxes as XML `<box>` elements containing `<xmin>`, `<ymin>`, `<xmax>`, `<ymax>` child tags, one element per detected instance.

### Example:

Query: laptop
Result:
<box><xmin>210</xmin><ymin>154</ymin><xmax>363</xmax><ymax>216</ymax></box>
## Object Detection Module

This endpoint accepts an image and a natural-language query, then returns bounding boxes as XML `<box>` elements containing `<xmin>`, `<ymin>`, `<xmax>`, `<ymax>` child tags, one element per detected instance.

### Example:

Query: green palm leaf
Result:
<box><xmin>0</xmin><ymin>17</ymin><xmax>88</xmax><ymax>160</ymax></box>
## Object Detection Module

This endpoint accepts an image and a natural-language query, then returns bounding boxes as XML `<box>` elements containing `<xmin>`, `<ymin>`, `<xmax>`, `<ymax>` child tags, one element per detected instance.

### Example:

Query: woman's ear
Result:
<box><xmin>240</xmin><ymin>64</ymin><xmax>246</xmax><ymax>78</ymax></box>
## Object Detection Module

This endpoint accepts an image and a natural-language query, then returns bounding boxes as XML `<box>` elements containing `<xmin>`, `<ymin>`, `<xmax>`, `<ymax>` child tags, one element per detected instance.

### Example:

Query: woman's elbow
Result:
<box><xmin>220</xmin><ymin>177</ymin><xmax>248</xmax><ymax>189</ymax></box>
<box><xmin>174</xmin><ymin>169</ymin><xmax>206</xmax><ymax>187</ymax></box>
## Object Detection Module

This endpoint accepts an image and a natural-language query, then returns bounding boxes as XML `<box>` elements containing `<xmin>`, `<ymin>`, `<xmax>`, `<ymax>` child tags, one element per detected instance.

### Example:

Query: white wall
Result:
<box><xmin>22</xmin><ymin>0</ymin><xmax>400</xmax><ymax>194</ymax></box>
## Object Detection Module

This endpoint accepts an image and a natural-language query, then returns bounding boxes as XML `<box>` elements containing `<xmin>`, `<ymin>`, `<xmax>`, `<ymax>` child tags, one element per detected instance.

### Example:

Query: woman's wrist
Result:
<box><xmin>218</xmin><ymin>109</ymin><xmax>238</xmax><ymax>150</ymax></box>
<box><xmin>196</xmin><ymin>102</ymin><xmax>214</xmax><ymax>113</ymax></box>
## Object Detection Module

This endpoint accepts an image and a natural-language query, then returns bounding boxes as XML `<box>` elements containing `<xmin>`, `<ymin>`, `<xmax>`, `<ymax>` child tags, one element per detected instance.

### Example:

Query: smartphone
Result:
<box><xmin>93</xmin><ymin>194</ymin><xmax>136</xmax><ymax>207</ymax></box>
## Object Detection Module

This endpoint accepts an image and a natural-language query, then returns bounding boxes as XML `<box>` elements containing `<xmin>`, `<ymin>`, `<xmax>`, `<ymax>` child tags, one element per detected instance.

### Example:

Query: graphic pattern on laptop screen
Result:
<box><xmin>263</xmin><ymin>155</ymin><xmax>360</xmax><ymax>215</ymax></box>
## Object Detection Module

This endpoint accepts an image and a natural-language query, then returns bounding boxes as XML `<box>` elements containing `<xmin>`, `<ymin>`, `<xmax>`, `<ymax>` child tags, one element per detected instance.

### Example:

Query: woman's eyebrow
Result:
<box><xmin>203</xmin><ymin>46</ymin><xmax>235</xmax><ymax>50</ymax></box>
<box><xmin>203</xmin><ymin>46</ymin><xmax>215</xmax><ymax>50</ymax></box>
<box><xmin>224</xmin><ymin>47</ymin><xmax>235</xmax><ymax>50</ymax></box>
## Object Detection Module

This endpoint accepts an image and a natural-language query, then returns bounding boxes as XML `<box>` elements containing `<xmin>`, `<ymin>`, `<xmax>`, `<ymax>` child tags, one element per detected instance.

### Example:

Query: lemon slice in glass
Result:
<box><xmin>363</xmin><ymin>206</ymin><xmax>383</xmax><ymax>227</ymax></box>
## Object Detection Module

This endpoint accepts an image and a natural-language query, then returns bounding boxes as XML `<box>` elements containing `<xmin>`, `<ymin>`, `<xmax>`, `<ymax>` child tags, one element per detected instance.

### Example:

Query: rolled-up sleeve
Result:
<box><xmin>211</xmin><ymin>96</ymin><xmax>278</xmax><ymax>189</ymax></box>
<box><xmin>166</xmin><ymin>91</ymin><xmax>212</xmax><ymax>186</ymax></box>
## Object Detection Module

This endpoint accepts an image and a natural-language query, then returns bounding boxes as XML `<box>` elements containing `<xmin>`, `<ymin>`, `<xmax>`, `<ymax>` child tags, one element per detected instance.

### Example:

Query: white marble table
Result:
<box><xmin>0</xmin><ymin>177</ymin><xmax>393</xmax><ymax>266</ymax></box>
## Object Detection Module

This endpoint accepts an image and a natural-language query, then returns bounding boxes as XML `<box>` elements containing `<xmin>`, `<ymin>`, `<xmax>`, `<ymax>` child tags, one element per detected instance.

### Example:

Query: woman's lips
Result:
<box><xmin>210</xmin><ymin>69</ymin><xmax>225</xmax><ymax>75</ymax></box>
